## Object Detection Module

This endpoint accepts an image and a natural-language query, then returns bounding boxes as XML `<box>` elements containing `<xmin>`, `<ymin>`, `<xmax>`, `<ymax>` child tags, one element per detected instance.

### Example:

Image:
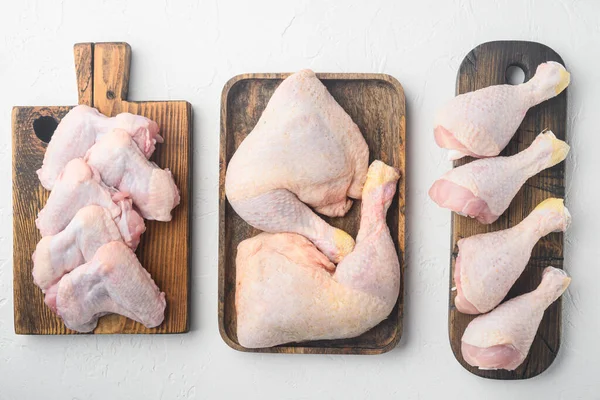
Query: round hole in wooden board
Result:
<box><xmin>506</xmin><ymin>65</ymin><xmax>526</xmax><ymax>85</ymax></box>
<box><xmin>33</xmin><ymin>116</ymin><xmax>58</xmax><ymax>143</ymax></box>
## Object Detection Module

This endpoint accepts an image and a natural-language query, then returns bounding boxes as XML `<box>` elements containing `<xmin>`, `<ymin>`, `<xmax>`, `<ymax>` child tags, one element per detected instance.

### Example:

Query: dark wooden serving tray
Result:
<box><xmin>219</xmin><ymin>73</ymin><xmax>406</xmax><ymax>354</ymax></box>
<box><xmin>13</xmin><ymin>43</ymin><xmax>192</xmax><ymax>334</ymax></box>
<box><xmin>448</xmin><ymin>41</ymin><xmax>567</xmax><ymax>378</ymax></box>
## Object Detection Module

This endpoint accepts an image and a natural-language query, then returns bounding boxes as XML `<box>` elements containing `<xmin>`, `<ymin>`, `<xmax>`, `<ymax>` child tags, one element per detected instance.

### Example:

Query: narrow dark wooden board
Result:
<box><xmin>448</xmin><ymin>41</ymin><xmax>567</xmax><ymax>378</ymax></box>
<box><xmin>219</xmin><ymin>73</ymin><xmax>406</xmax><ymax>354</ymax></box>
<box><xmin>13</xmin><ymin>43</ymin><xmax>192</xmax><ymax>334</ymax></box>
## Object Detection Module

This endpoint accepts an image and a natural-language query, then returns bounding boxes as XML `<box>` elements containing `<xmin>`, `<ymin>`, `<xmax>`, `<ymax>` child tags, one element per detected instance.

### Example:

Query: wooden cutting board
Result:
<box><xmin>448</xmin><ymin>41</ymin><xmax>567</xmax><ymax>378</ymax></box>
<box><xmin>13</xmin><ymin>42</ymin><xmax>192</xmax><ymax>334</ymax></box>
<box><xmin>219</xmin><ymin>73</ymin><xmax>405</xmax><ymax>354</ymax></box>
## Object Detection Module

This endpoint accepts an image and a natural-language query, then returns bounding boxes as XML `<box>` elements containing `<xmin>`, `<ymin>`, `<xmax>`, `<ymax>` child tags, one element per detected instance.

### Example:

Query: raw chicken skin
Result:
<box><xmin>435</xmin><ymin>61</ymin><xmax>570</xmax><ymax>160</ymax></box>
<box><xmin>454</xmin><ymin>198</ymin><xmax>570</xmax><ymax>314</ymax></box>
<box><xmin>36</xmin><ymin>158</ymin><xmax>123</xmax><ymax>236</ymax></box>
<box><xmin>236</xmin><ymin>161</ymin><xmax>400</xmax><ymax>348</ymax></box>
<box><xmin>85</xmin><ymin>129</ymin><xmax>180</xmax><ymax>221</ymax></box>
<box><xmin>44</xmin><ymin>241</ymin><xmax>166</xmax><ymax>333</ymax></box>
<box><xmin>225</xmin><ymin>69</ymin><xmax>369</xmax><ymax>263</ymax></box>
<box><xmin>462</xmin><ymin>267</ymin><xmax>570</xmax><ymax>370</ymax></box>
<box><xmin>37</xmin><ymin>105</ymin><xmax>162</xmax><ymax>190</ymax></box>
<box><xmin>113</xmin><ymin>197</ymin><xmax>146</xmax><ymax>249</ymax></box>
<box><xmin>32</xmin><ymin>201</ymin><xmax>145</xmax><ymax>291</ymax></box>
<box><xmin>429</xmin><ymin>131</ymin><xmax>569</xmax><ymax>223</ymax></box>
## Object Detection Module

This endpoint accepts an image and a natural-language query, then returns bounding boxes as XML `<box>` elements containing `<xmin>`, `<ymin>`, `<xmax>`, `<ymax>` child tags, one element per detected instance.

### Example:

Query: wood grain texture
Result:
<box><xmin>448</xmin><ymin>41</ymin><xmax>567</xmax><ymax>379</ymax></box>
<box><xmin>93</xmin><ymin>43</ymin><xmax>131</xmax><ymax>116</ymax></box>
<box><xmin>219</xmin><ymin>73</ymin><xmax>405</xmax><ymax>354</ymax></box>
<box><xmin>13</xmin><ymin>42</ymin><xmax>192</xmax><ymax>334</ymax></box>
<box><xmin>73</xmin><ymin>43</ymin><xmax>93</xmax><ymax>106</ymax></box>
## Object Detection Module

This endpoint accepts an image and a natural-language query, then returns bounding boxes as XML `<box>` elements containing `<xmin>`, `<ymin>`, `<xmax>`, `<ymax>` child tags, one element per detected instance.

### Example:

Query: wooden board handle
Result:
<box><xmin>93</xmin><ymin>43</ymin><xmax>131</xmax><ymax>116</ymax></box>
<box><xmin>73</xmin><ymin>42</ymin><xmax>131</xmax><ymax>116</ymax></box>
<box><xmin>73</xmin><ymin>43</ymin><xmax>93</xmax><ymax>106</ymax></box>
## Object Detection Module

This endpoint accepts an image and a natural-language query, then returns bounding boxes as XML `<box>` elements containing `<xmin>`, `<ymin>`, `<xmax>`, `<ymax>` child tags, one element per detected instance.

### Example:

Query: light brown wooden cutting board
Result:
<box><xmin>219</xmin><ymin>73</ymin><xmax>405</xmax><ymax>354</ymax></box>
<box><xmin>13</xmin><ymin>42</ymin><xmax>192</xmax><ymax>334</ymax></box>
<box><xmin>448</xmin><ymin>41</ymin><xmax>567</xmax><ymax>378</ymax></box>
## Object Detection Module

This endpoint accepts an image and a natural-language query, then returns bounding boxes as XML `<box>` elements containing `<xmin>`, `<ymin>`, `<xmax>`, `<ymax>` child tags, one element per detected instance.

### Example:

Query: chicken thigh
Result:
<box><xmin>225</xmin><ymin>69</ymin><xmax>369</xmax><ymax>263</ymax></box>
<box><xmin>435</xmin><ymin>61</ymin><xmax>570</xmax><ymax>160</ymax></box>
<box><xmin>44</xmin><ymin>241</ymin><xmax>166</xmax><ymax>333</ymax></box>
<box><xmin>37</xmin><ymin>105</ymin><xmax>162</xmax><ymax>190</ymax></box>
<box><xmin>32</xmin><ymin>201</ymin><xmax>145</xmax><ymax>291</ymax></box>
<box><xmin>429</xmin><ymin>130</ymin><xmax>569</xmax><ymax>223</ymax></box>
<box><xmin>236</xmin><ymin>161</ymin><xmax>400</xmax><ymax>348</ymax></box>
<box><xmin>462</xmin><ymin>266</ymin><xmax>570</xmax><ymax>370</ymax></box>
<box><xmin>454</xmin><ymin>198</ymin><xmax>570</xmax><ymax>314</ymax></box>
<box><xmin>85</xmin><ymin>129</ymin><xmax>180</xmax><ymax>221</ymax></box>
<box><xmin>36</xmin><ymin>158</ymin><xmax>123</xmax><ymax>236</ymax></box>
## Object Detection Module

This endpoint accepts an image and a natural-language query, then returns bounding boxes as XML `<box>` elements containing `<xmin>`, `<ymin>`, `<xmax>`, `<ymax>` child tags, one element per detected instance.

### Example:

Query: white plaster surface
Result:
<box><xmin>1</xmin><ymin>0</ymin><xmax>599</xmax><ymax>399</ymax></box>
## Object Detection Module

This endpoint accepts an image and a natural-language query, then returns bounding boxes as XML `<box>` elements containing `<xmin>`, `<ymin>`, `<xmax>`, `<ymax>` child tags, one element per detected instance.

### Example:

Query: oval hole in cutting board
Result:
<box><xmin>506</xmin><ymin>65</ymin><xmax>526</xmax><ymax>85</ymax></box>
<box><xmin>33</xmin><ymin>116</ymin><xmax>58</xmax><ymax>143</ymax></box>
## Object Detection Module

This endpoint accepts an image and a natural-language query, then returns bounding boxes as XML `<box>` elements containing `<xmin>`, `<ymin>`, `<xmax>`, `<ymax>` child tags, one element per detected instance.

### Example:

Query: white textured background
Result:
<box><xmin>1</xmin><ymin>0</ymin><xmax>599</xmax><ymax>399</ymax></box>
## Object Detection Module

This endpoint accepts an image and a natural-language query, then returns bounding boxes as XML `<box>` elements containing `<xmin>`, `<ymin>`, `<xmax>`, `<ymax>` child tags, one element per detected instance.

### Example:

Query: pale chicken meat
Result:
<box><xmin>36</xmin><ymin>158</ymin><xmax>124</xmax><ymax>236</ymax></box>
<box><xmin>37</xmin><ymin>105</ymin><xmax>162</xmax><ymax>190</ymax></box>
<box><xmin>225</xmin><ymin>69</ymin><xmax>369</xmax><ymax>263</ymax></box>
<box><xmin>435</xmin><ymin>61</ymin><xmax>570</xmax><ymax>160</ymax></box>
<box><xmin>32</xmin><ymin>201</ymin><xmax>145</xmax><ymax>292</ymax></box>
<box><xmin>85</xmin><ymin>129</ymin><xmax>180</xmax><ymax>221</ymax></box>
<box><xmin>236</xmin><ymin>161</ymin><xmax>400</xmax><ymax>348</ymax></box>
<box><xmin>462</xmin><ymin>267</ymin><xmax>570</xmax><ymax>370</ymax></box>
<box><xmin>429</xmin><ymin>131</ymin><xmax>569</xmax><ymax>223</ymax></box>
<box><xmin>454</xmin><ymin>198</ymin><xmax>570</xmax><ymax>315</ymax></box>
<box><xmin>44</xmin><ymin>241</ymin><xmax>166</xmax><ymax>333</ymax></box>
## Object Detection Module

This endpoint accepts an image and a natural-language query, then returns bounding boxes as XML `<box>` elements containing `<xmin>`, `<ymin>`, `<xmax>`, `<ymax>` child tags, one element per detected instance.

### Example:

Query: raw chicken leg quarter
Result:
<box><xmin>225</xmin><ymin>69</ymin><xmax>369</xmax><ymax>263</ymax></box>
<box><xmin>429</xmin><ymin>130</ymin><xmax>569</xmax><ymax>224</ymax></box>
<box><xmin>236</xmin><ymin>161</ymin><xmax>400</xmax><ymax>348</ymax></box>
<box><xmin>454</xmin><ymin>198</ymin><xmax>570</xmax><ymax>315</ymax></box>
<box><xmin>435</xmin><ymin>61</ymin><xmax>570</xmax><ymax>160</ymax></box>
<box><xmin>462</xmin><ymin>266</ymin><xmax>570</xmax><ymax>371</ymax></box>
<box><xmin>37</xmin><ymin>105</ymin><xmax>162</xmax><ymax>190</ymax></box>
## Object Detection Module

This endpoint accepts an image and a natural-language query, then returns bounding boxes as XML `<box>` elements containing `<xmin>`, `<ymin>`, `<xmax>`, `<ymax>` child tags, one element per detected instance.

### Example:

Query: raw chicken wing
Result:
<box><xmin>36</xmin><ymin>158</ymin><xmax>123</xmax><ymax>236</ymax></box>
<box><xmin>454</xmin><ymin>198</ymin><xmax>570</xmax><ymax>314</ymax></box>
<box><xmin>44</xmin><ymin>241</ymin><xmax>166</xmax><ymax>333</ymax></box>
<box><xmin>85</xmin><ymin>129</ymin><xmax>180</xmax><ymax>221</ymax></box>
<box><xmin>32</xmin><ymin>201</ymin><xmax>145</xmax><ymax>291</ymax></box>
<box><xmin>226</xmin><ymin>69</ymin><xmax>369</xmax><ymax>263</ymax></box>
<box><xmin>37</xmin><ymin>105</ymin><xmax>162</xmax><ymax>190</ymax></box>
<box><xmin>429</xmin><ymin>130</ymin><xmax>569</xmax><ymax>223</ymax></box>
<box><xmin>236</xmin><ymin>161</ymin><xmax>400</xmax><ymax>348</ymax></box>
<box><xmin>435</xmin><ymin>62</ymin><xmax>570</xmax><ymax>160</ymax></box>
<box><xmin>462</xmin><ymin>266</ymin><xmax>570</xmax><ymax>370</ymax></box>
